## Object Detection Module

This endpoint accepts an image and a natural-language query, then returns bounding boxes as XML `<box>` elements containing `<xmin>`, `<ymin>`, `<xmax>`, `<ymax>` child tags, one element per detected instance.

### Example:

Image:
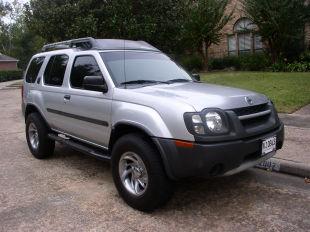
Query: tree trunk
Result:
<box><xmin>268</xmin><ymin>39</ymin><xmax>279</xmax><ymax>64</ymax></box>
<box><xmin>201</xmin><ymin>40</ymin><xmax>209</xmax><ymax>71</ymax></box>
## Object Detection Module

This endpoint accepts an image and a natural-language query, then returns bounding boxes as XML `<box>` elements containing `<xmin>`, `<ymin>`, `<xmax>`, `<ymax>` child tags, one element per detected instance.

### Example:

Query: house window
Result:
<box><xmin>238</xmin><ymin>33</ymin><xmax>252</xmax><ymax>54</ymax></box>
<box><xmin>228</xmin><ymin>18</ymin><xmax>263</xmax><ymax>56</ymax></box>
<box><xmin>228</xmin><ymin>35</ymin><xmax>237</xmax><ymax>56</ymax></box>
<box><xmin>234</xmin><ymin>18</ymin><xmax>256</xmax><ymax>32</ymax></box>
<box><xmin>254</xmin><ymin>34</ymin><xmax>263</xmax><ymax>51</ymax></box>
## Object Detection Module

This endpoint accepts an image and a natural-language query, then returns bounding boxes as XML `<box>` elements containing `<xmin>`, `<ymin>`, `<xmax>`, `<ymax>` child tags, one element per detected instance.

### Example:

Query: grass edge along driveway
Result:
<box><xmin>201</xmin><ymin>72</ymin><xmax>310</xmax><ymax>113</ymax></box>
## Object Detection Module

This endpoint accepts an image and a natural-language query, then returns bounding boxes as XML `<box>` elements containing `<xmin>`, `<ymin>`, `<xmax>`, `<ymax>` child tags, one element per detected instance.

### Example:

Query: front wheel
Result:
<box><xmin>111</xmin><ymin>134</ymin><xmax>173</xmax><ymax>212</ymax></box>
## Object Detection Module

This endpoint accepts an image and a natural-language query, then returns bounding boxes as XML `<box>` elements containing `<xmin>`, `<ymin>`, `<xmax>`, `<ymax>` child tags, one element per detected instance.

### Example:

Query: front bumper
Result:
<box><xmin>153</xmin><ymin>123</ymin><xmax>284</xmax><ymax>180</ymax></box>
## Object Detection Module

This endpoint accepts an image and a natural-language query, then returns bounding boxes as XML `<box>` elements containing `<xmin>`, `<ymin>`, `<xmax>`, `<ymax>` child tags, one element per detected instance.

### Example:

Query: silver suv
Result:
<box><xmin>22</xmin><ymin>38</ymin><xmax>284</xmax><ymax>211</ymax></box>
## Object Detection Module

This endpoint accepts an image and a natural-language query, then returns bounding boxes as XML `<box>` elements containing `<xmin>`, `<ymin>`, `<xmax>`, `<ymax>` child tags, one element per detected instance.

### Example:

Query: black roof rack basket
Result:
<box><xmin>42</xmin><ymin>38</ymin><xmax>159</xmax><ymax>52</ymax></box>
<box><xmin>42</xmin><ymin>37</ymin><xmax>97</xmax><ymax>52</ymax></box>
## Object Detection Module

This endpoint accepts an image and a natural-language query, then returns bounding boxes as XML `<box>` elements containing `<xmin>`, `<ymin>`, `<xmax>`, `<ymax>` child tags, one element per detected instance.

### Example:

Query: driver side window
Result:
<box><xmin>70</xmin><ymin>55</ymin><xmax>104</xmax><ymax>90</ymax></box>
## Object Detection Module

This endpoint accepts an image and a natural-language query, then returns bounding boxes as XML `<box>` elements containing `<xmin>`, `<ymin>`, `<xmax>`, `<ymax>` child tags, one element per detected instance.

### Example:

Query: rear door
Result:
<box><xmin>41</xmin><ymin>54</ymin><xmax>70</xmax><ymax>130</ymax></box>
<box><xmin>55</xmin><ymin>54</ymin><xmax>112</xmax><ymax>148</ymax></box>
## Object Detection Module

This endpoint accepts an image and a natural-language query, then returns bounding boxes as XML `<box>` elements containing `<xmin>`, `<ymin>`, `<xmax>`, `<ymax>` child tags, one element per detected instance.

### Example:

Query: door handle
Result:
<box><xmin>64</xmin><ymin>95</ymin><xmax>71</xmax><ymax>101</ymax></box>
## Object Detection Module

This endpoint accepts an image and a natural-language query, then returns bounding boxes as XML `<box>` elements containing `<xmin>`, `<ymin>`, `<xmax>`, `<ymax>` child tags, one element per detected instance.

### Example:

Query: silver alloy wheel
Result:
<box><xmin>28</xmin><ymin>122</ymin><xmax>39</xmax><ymax>150</ymax></box>
<box><xmin>119</xmin><ymin>152</ymin><xmax>148</xmax><ymax>196</ymax></box>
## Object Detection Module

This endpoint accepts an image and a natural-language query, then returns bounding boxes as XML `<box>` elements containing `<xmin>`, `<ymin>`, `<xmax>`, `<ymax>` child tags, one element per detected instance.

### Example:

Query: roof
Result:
<box><xmin>0</xmin><ymin>53</ymin><xmax>18</xmax><ymax>62</ymax></box>
<box><xmin>42</xmin><ymin>37</ymin><xmax>160</xmax><ymax>52</ymax></box>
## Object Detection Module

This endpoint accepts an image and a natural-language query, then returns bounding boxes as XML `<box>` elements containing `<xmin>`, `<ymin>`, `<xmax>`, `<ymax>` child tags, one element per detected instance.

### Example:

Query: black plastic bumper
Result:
<box><xmin>153</xmin><ymin>123</ymin><xmax>284</xmax><ymax>180</ymax></box>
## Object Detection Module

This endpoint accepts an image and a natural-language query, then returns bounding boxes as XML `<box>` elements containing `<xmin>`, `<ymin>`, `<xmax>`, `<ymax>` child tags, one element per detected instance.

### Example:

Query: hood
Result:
<box><xmin>121</xmin><ymin>82</ymin><xmax>269</xmax><ymax>111</ymax></box>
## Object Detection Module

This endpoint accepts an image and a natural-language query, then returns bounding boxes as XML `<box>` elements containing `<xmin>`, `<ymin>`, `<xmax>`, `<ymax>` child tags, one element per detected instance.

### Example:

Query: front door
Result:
<box><xmin>58</xmin><ymin>55</ymin><xmax>112</xmax><ymax>148</ymax></box>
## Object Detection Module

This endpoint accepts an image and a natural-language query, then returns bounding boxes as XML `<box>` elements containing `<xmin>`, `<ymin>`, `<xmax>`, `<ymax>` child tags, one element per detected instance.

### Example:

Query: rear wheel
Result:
<box><xmin>26</xmin><ymin>113</ymin><xmax>55</xmax><ymax>159</ymax></box>
<box><xmin>111</xmin><ymin>133</ymin><xmax>173</xmax><ymax>212</ymax></box>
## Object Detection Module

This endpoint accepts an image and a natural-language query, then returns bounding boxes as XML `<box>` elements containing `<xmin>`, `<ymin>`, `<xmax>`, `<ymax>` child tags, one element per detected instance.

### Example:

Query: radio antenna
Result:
<box><xmin>123</xmin><ymin>39</ymin><xmax>127</xmax><ymax>89</ymax></box>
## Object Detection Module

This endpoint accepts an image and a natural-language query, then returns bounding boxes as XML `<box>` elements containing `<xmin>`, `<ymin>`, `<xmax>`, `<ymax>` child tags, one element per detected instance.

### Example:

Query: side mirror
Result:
<box><xmin>192</xmin><ymin>73</ymin><xmax>200</xmax><ymax>82</ymax></box>
<box><xmin>83</xmin><ymin>76</ymin><xmax>108</xmax><ymax>93</ymax></box>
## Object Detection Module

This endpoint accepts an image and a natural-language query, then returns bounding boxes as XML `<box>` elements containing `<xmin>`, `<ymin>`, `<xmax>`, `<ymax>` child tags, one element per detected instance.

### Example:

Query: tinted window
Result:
<box><xmin>70</xmin><ymin>56</ymin><xmax>103</xmax><ymax>89</ymax></box>
<box><xmin>44</xmin><ymin>55</ymin><xmax>69</xmax><ymax>86</ymax></box>
<box><xmin>25</xmin><ymin>57</ymin><xmax>45</xmax><ymax>83</ymax></box>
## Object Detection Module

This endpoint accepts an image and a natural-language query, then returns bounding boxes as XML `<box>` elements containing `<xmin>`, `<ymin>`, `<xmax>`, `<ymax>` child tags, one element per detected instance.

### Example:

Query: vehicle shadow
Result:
<box><xmin>50</xmin><ymin>143</ymin><xmax>259</xmax><ymax>215</ymax></box>
<box><xmin>50</xmin><ymin>144</ymin><xmax>111</xmax><ymax>178</ymax></box>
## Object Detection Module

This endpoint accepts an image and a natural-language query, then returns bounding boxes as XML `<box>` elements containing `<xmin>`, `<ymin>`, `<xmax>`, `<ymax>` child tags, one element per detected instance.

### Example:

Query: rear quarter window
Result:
<box><xmin>25</xmin><ymin>57</ymin><xmax>45</xmax><ymax>83</ymax></box>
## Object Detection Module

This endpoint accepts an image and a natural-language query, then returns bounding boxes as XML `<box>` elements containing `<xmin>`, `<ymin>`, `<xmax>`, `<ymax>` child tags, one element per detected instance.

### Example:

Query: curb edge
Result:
<box><xmin>255</xmin><ymin>158</ymin><xmax>310</xmax><ymax>178</ymax></box>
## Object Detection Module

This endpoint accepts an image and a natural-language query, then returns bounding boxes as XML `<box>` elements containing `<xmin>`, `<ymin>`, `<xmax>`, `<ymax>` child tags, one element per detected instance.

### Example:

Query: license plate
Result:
<box><xmin>262</xmin><ymin>136</ymin><xmax>276</xmax><ymax>156</ymax></box>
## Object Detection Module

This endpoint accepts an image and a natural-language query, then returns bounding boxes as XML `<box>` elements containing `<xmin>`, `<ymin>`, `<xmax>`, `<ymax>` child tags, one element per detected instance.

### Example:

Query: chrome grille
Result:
<box><xmin>232</xmin><ymin>103</ymin><xmax>269</xmax><ymax>117</ymax></box>
<box><xmin>231</xmin><ymin>103</ymin><xmax>272</xmax><ymax>131</ymax></box>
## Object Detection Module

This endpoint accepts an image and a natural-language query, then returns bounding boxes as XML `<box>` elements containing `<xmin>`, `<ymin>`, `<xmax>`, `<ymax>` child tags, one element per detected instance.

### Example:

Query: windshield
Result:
<box><xmin>100</xmin><ymin>51</ymin><xmax>192</xmax><ymax>86</ymax></box>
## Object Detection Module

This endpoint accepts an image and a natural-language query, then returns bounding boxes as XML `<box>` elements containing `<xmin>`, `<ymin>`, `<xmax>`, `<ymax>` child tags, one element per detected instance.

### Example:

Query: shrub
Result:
<box><xmin>272</xmin><ymin>61</ymin><xmax>310</xmax><ymax>72</ymax></box>
<box><xmin>209</xmin><ymin>56</ymin><xmax>240</xmax><ymax>70</ymax></box>
<box><xmin>271</xmin><ymin>52</ymin><xmax>310</xmax><ymax>72</ymax></box>
<box><xmin>0</xmin><ymin>70</ymin><xmax>23</xmax><ymax>83</ymax></box>
<box><xmin>271</xmin><ymin>61</ymin><xmax>287</xmax><ymax>72</ymax></box>
<box><xmin>238</xmin><ymin>53</ymin><xmax>271</xmax><ymax>71</ymax></box>
<box><xmin>209</xmin><ymin>53</ymin><xmax>271</xmax><ymax>71</ymax></box>
<box><xmin>299</xmin><ymin>51</ymin><xmax>310</xmax><ymax>62</ymax></box>
<box><xmin>179</xmin><ymin>54</ymin><xmax>204</xmax><ymax>72</ymax></box>
<box><xmin>286</xmin><ymin>62</ymin><xmax>310</xmax><ymax>72</ymax></box>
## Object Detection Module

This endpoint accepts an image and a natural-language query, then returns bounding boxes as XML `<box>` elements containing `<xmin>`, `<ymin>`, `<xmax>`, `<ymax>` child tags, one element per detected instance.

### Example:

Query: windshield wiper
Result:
<box><xmin>166</xmin><ymin>78</ymin><xmax>192</xmax><ymax>83</ymax></box>
<box><xmin>120</xmin><ymin>79</ymin><xmax>192</xmax><ymax>86</ymax></box>
<box><xmin>120</xmin><ymin>80</ymin><xmax>168</xmax><ymax>85</ymax></box>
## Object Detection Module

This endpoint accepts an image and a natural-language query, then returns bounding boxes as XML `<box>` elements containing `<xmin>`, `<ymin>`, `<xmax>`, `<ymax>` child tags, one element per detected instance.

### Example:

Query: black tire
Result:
<box><xmin>26</xmin><ymin>112</ymin><xmax>55</xmax><ymax>159</ymax></box>
<box><xmin>111</xmin><ymin>133</ymin><xmax>173</xmax><ymax>212</ymax></box>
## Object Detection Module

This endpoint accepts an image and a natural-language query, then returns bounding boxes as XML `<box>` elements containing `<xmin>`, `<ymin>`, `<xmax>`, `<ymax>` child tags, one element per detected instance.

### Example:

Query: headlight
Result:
<box><xmin>191</xmin><ymin>115</ymin><xmax>205</xmax><ymax>134</ymax></box>
<box><xmin>184</xmin><ymin>109</ymin><xmax>229</xmax><ymax>136</ymax></box>
<box><xmin>205</xmin><ymin>112</ymin><xmax>223</xmax><ymax>132</ymax></box>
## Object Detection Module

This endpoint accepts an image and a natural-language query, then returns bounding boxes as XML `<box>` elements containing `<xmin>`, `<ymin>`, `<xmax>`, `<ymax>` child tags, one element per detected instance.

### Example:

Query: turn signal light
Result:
<box><xmin>175</xmin><ymin>140</ymin><xmax>194</xmax><ymax>148</ymax></box>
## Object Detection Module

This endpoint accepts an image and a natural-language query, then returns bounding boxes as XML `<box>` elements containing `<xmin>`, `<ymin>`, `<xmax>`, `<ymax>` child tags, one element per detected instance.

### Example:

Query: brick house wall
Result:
<box><xmin>0</xmin><ymin>61</ymin><xmax>18</xmax><ymax>71</ymax></box>
<box><xmin>208</xmin><ymin>0</ymin><xmax>245</xmax><ymax>58</ymax></box>
<box><xmin>208</xmin><ymin>0</ymin><xmax>310</xmax><ymax>59</ymax></box>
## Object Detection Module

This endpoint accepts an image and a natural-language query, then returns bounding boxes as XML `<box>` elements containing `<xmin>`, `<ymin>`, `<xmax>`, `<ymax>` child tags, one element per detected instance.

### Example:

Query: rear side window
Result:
<box><xmin>25</xmin><ymin>57</ymin><xmax>45</xmax><ymax>83</ymax></box>
<box><xmin>44</xmin><ymin>54</ymin><xmax>69</xmax><ymax>86</ymax></box>
<box><xmin>70</xmin><ymin>56</ymin><xmax>103</xmax><ymax>89</ymax></box>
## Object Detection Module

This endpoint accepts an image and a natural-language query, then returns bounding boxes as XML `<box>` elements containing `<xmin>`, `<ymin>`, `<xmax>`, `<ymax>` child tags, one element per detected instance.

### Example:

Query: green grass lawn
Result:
<box><xmin>200</xmin><ymin>72</ymin><xmax>310</xmax><ymax>113</ymax></box>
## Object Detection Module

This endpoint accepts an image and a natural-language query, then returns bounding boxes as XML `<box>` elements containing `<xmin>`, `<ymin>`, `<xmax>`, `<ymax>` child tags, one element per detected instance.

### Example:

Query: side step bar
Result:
<box><xmin>48</xmin><ymin>133</ymin><xmax>111</xmax><ymax>161</ymax></box>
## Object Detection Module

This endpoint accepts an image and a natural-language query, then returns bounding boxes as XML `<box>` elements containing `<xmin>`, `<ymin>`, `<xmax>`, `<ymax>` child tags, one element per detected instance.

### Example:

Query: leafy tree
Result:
<box><xmin>184</xmin><ymin>0</ymin><xmax>233</xmax><ymax>70</ymax></box>
<box><xmin>0</xmin><ymin>0</ymin><xmax>10</xmax><ymax>18</ymax></box>
<box><xmin>243</xmin><ymin>0</ymin><xmax>310</xmax><ymax>63</ymax></box>
<box><xmin>0</xmin><ymin>0</ymin><xmax>44</xmax><ymax>69</ymax></box>
<box><xmin>25</xmin><ymin>0</ymin><xmax>186</xmax><ymax>54</ymax></box>
<box><xmin>10</xmin><ymin>22</ymin><xmax>45</xmax><ymax>69</ymax></box>
<box><xmin>0</xmin><ymin>0</ymin><xmax>24</xmax><ymax>55</ymax></box>
<box><xmin>0</xmin><ymin>0</ymin><xmax>10</xmax><ymax>52</ymax></box>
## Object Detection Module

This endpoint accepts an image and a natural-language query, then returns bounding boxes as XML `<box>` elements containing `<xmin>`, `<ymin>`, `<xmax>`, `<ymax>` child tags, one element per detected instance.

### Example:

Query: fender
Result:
<box><xmin>112</xmin><ymin>101</ymin><xmax>173</xmax><ymax>139</ymax></box>
<box><xmin>24</xmin><ymin>103</ymin><xmax>51</xmax><ymax>128</ymax></box>
<box><xmin>110</xmin><ymin>120</ymin><xmax>176</xmax><ymax>179</ymax></box>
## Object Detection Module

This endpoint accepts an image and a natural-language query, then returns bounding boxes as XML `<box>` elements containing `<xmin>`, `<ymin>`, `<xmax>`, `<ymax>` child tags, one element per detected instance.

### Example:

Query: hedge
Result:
<box><xmin>272</xmin><ymin>61</ymin><xmax>310</xmax><ymax>72</ymax></box>
<box><xmin>0</xmin><ymin>70</ymin><xmax>23</xmax><ymax>83</ymax></box>
<box><xmin>178</xmin><ymin>53</ymin><xmax>204</xmax><ymax>72</ymax></box>
<box><xmin>271</xmin><ymin>52</ymin><xmax>310</xmax><ymax>72</ymax></box>
<box><xmin>177</xmin><ymin>53</ymin><xmax>272</xmax><ymax>72</ymax></box>
<box><xmin>209</xmin><ymin>53</ymin><xmax>271</xmax><ymax>71</ymax></box>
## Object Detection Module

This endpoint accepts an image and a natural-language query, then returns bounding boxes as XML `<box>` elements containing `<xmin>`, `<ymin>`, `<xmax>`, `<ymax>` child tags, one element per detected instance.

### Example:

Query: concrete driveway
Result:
<box><xmin>0</xmin><ymin>88</ymin><xmax>309</xmax><ymax>232</ymax></box>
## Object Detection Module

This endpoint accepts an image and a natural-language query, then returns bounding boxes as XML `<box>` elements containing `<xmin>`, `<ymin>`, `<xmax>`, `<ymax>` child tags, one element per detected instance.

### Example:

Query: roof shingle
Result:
<box><xmin>0</xmin><ymin>53</ymin><xmax>18</xmax><ymax>62</ymax></box>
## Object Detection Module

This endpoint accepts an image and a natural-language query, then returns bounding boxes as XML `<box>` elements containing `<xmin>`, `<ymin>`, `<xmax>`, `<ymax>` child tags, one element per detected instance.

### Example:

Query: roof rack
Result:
<box><xmin>42</xmin><ymin>37</ymin><xmax>97</xmax><ymax>52</ymax></box>
<box><xmin>42</xmin><ymin>38</ymin><xmax>160</xmax><ymax>52</ymax></box>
